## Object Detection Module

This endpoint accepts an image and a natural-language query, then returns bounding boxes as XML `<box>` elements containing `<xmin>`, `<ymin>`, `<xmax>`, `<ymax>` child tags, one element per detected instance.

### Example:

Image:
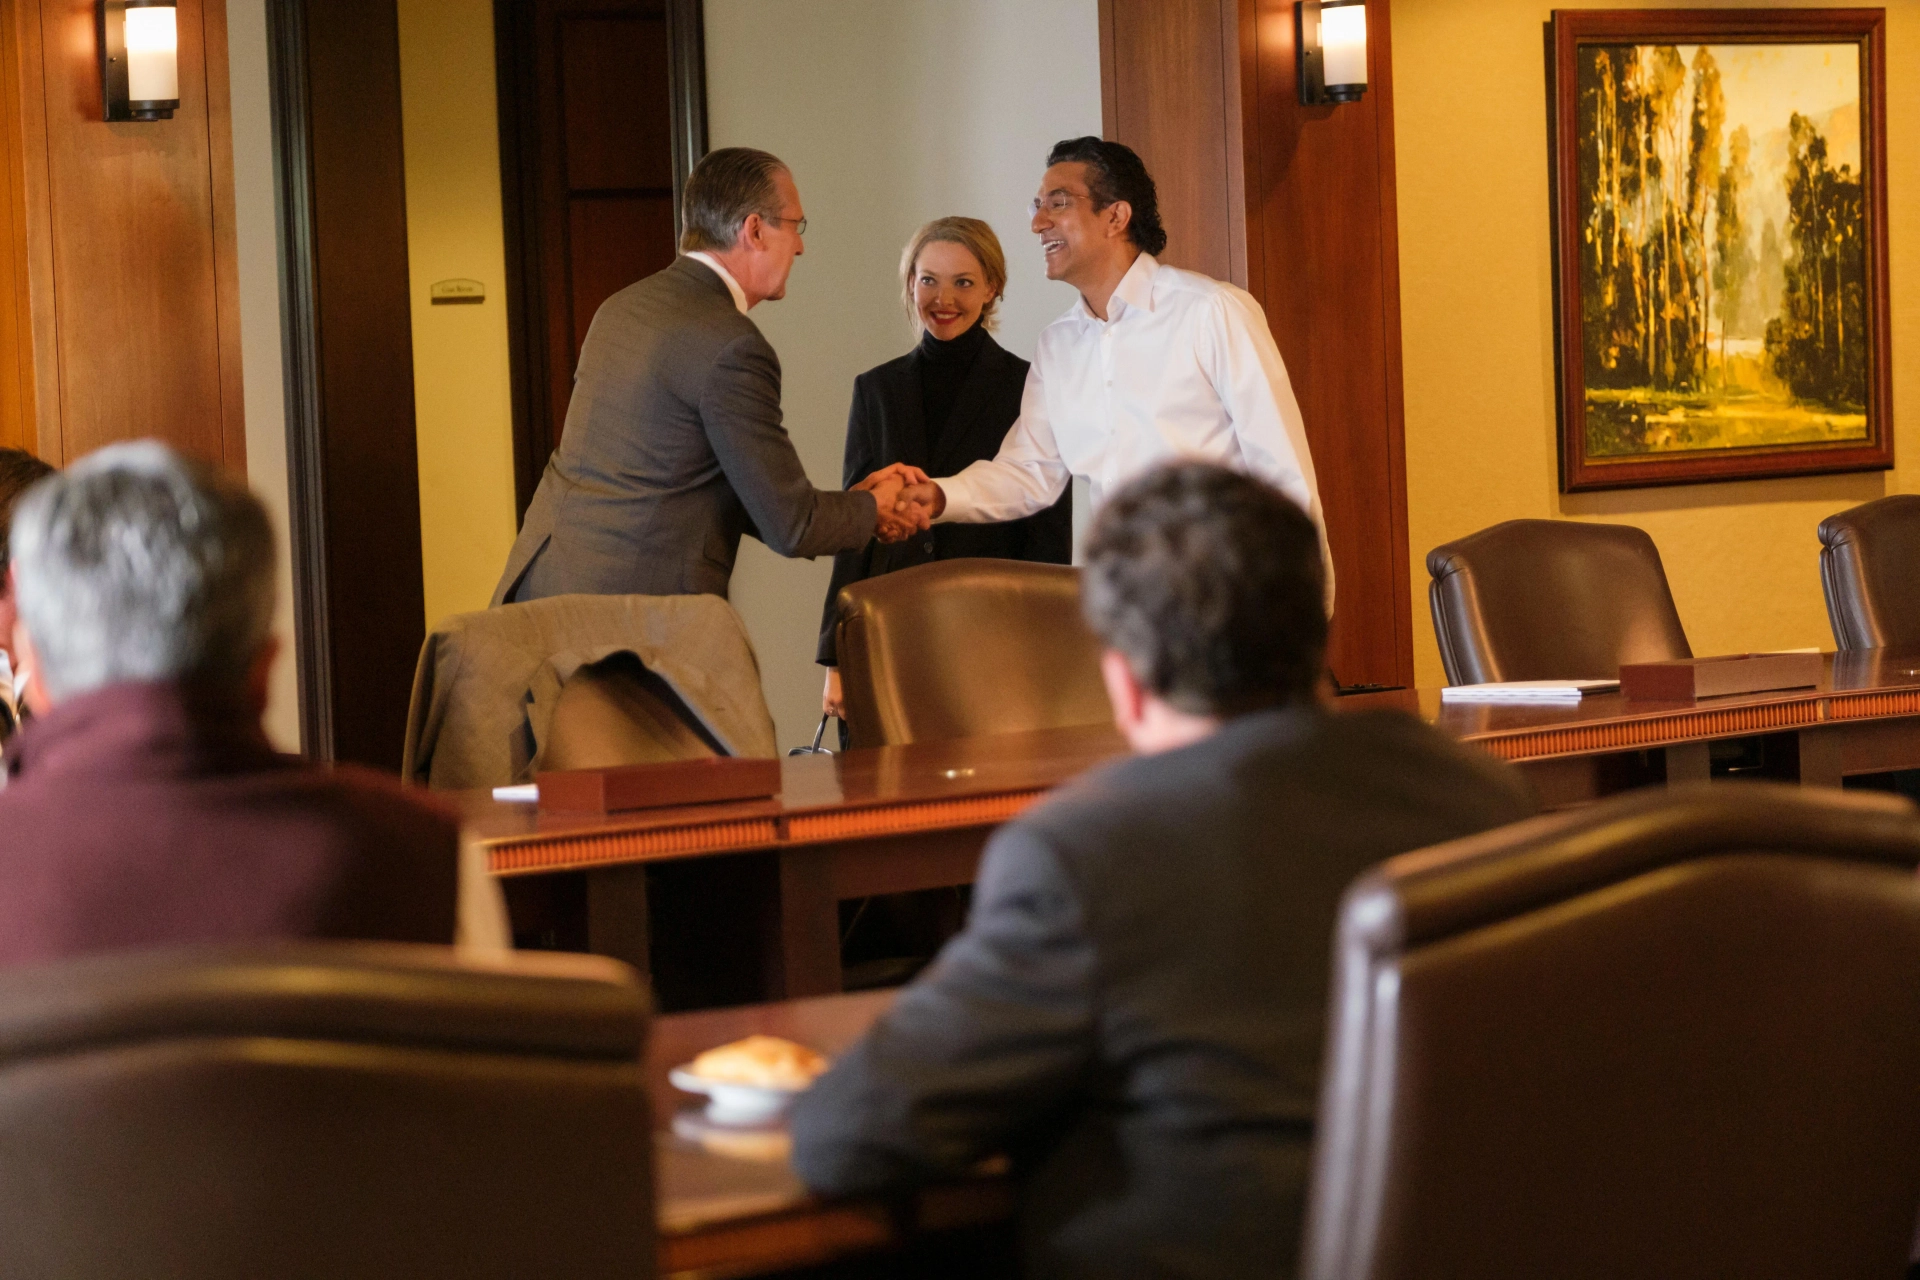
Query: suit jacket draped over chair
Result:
<box><xmin>402</xmin><ymin>593</ymin><xmax>776</xmax><ymax>790</ymax></box>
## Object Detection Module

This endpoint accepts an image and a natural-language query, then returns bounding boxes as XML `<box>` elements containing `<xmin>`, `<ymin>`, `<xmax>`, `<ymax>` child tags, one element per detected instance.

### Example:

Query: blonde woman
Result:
<box><xmin>818</xmin><ymin>218</ymin><xmax>1071</xmax><ymax>715</ymax></box>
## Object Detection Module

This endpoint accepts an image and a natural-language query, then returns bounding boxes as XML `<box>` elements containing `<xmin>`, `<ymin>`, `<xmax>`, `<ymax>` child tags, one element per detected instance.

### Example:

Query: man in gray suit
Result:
<box><xmin>494</xmin><ymin>148</ymin><xmax>918</xmax><ymax>606</ymax></box>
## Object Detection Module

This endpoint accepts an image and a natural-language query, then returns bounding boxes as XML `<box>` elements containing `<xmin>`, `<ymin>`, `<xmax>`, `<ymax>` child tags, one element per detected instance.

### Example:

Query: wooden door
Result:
<box><xmin>270</xmin><ymin>0</ymin><xmax>427</xmax><ymax>769</ymax></box>
<box><xmin>497</xmin><ymin>0</ymin><xmax>696</xmax><ymax>515</ymax></box>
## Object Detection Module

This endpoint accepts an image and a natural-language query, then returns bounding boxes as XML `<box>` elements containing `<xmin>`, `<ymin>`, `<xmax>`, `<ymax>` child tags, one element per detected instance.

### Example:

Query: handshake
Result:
<box><xmin>851</xmin><ymin>464</ymin><xmax>946</xmax><ymax>544</ymax></box>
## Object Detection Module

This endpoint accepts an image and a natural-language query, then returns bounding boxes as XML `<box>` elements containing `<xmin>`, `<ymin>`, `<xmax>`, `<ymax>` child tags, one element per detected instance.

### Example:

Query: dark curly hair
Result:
<box><xmin>1082</xmin><ymin>461</ymin><xmax>1325</xmax><ymax>715</ymax></box>
<box><xmin>0</xmin><ymin>447</ymin><xmax>54</xmax><ymax>574</ymax></box>
<box><xmin>1046</xmin><ymin>136</ymin><xmax>1168</xmax><ymax>257</ymax></box>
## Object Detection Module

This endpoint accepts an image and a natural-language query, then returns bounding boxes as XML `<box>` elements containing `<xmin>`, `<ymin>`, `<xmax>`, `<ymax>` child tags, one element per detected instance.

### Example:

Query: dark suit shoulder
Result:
<box><xmin>603</xmin><ymin>257</ymin><xmax>758</xmax><ymax>348</ymax></box>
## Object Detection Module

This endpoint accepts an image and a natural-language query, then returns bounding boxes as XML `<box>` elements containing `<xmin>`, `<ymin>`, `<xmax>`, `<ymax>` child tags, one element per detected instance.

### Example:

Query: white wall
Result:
<box><xmin>705</xmin><ymin>0</ymin><xmax>1102</xmax><ymax>749</ymax></box>
<box><xmin>225</xmin><ymin>0</ymin><xmax>302</xmax><ymax>752</ymax></box>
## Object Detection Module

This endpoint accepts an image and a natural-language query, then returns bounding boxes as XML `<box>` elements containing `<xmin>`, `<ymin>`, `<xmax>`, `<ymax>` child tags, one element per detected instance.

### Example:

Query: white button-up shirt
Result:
<box><xmin>936</xmin><ymin>252</ymin><xmax>1332</xmax><ymax>607</ymax></box>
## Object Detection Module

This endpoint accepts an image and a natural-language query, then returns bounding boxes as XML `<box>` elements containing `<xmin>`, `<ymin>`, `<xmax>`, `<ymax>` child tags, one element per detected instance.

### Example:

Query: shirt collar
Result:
<box><xmin>684</xmin><ymin>252</ymin><xmax>751</xmax><ymax>315</ymax></box>
<box><xmin>1074</xmin><ymin>251</ymin><xmax>1159</xmax><ymax>326</ymax></box>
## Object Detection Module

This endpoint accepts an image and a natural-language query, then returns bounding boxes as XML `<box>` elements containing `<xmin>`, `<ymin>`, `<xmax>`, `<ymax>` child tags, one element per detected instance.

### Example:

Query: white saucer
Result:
<box><xmin>669</xmin><ymin>1065</ymin><xmax>809</xmax><ymax>1126</ymax></box>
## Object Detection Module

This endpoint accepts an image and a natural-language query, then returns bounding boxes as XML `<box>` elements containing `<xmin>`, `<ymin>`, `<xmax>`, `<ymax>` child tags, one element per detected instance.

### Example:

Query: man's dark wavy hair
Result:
<box><xmin>1082</xmin><ymin>461</ymin><xmax>1325</xmax><ymax>716</ymax></box>
<box><xmin>1046</xmin><ymin>136</ymin><xmax>1168</xmax><ymax>257</ymax></box>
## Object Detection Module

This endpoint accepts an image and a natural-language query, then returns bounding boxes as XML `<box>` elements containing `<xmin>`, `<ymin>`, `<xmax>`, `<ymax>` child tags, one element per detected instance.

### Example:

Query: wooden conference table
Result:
<box><xmin>466</xmin><ymin>646</ymin><xmax>1920</xmax><ymax>998</ymax></box>
<box><xmin>649</xmin><ymin>989</ymin><xmax>1012</xmax><ymax>1277</ymax></box>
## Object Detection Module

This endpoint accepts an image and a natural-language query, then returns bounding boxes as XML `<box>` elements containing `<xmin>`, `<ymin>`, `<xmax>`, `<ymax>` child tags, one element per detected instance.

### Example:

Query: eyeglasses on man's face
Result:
<box><xmin>1029</xmin><ymin>192</ymin><xmax>1093</xmax><ymax>218</ymax></box>
<box><xmin>761</xmin><ymin>213</ymin><xmax>808</xmax><ymax>237</ymax></box>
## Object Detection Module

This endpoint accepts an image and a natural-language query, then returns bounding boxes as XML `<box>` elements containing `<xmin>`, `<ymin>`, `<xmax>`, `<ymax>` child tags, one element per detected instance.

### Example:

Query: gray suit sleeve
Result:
<box><xmin>787</xmin><ymin>821</ymin><xmax>1097</xmax><ymax>1195</ymax></box>
<box><xmin>701</xmin><ymin>331</ymin><xmax>879</xmax><ymax>558</ymax></box>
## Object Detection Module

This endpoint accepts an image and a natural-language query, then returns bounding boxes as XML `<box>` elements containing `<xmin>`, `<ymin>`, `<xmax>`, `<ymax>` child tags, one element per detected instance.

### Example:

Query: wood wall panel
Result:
<box><xmin>0</xmin><ymin>0</ymin><xmax>243</xmax><ymax>470</ymax></box>
<box><xmin>0</xmin><ymin>0</ymin><xmax>36</xmax><ymax>453</ymax></box>
<box><xmin>1098</xmin><ymin>0</ymin><xmax>1247</xmax><ymax>286</ymax></box>
<box><xmin>1101</xmin><ymin>0</ymin><xmax>1414</xmax><ymax>689</ymax></box>
<box><xmin>1245</xmin><ymin>0</ymin><xmax>1412</xmax><ymax>688</ymax></box>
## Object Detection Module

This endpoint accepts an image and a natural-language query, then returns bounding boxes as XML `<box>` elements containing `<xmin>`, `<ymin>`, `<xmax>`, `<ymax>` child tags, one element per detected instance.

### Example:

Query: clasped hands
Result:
<box><xmin>851</xmin><ymin>464</ymin><xmax>946</xmax><ymax>544</ymax></box>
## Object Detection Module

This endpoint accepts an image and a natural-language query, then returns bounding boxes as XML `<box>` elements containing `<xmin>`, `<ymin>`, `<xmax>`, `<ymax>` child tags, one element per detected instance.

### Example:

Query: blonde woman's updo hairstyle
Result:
<box><xmin>900</xmin><ymin>217</ymin><xmax>1008</xmax><ymax>333</ymax></box>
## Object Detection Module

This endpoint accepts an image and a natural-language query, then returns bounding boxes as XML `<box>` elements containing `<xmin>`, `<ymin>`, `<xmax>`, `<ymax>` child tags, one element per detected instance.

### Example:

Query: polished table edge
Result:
<box><xmin>476</xmin><ymin>652</ymin><xmax>1920</xmax><ymax>875</ymax></box>
<box><xmin>1452</xmin><ymin>686</ymin><xmax>1920</xmax><ymax>762</ymax></box>
<box><xmin>484</xmin><ymin>786</ymin><xmax>1050</xmax><ymax>876</ymax></box>
<box><xmin>659</xmin><ymin>1178</ymin><xmax>1013</xmax><ymax>1278</ymax></box>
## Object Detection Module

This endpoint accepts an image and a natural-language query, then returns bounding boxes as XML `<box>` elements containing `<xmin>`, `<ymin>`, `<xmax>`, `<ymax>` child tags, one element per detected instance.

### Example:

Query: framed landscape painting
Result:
<box><xmin>1551</xmin><ymin>9</ymin><xmax>1891</xmax><ymax>491</ymax></box>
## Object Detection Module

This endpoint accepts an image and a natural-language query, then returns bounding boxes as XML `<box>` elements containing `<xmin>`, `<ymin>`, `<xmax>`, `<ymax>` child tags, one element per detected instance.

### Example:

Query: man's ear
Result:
<box><xmin>1103</xmin><ymin>199</ymin><xmax>1134</xmax><ymax>242</ymax></box>
<box><xmin>1099</xmin><ymin>648</ymin><xmax>1146</xmax><ymax>730</ymax></box>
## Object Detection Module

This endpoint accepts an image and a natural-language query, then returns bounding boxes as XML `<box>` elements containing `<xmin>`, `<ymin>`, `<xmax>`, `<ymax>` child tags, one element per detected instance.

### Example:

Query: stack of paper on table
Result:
<box><xmin>1440</xmin><ymin>680</ymin><xmax>1619</xmax><ymax>704</ymax></box>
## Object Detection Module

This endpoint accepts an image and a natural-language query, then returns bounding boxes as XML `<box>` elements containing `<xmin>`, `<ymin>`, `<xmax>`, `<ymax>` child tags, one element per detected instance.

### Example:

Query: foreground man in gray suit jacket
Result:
<box><xmin>494</xmin><ymin>148</ymin><xmax>917</xmax><ymax>606</ymax></box>
<box><xmin>790</xmin><ymin>461</ymin><xmax>1536</xmax><ymax>1279</ymax></box>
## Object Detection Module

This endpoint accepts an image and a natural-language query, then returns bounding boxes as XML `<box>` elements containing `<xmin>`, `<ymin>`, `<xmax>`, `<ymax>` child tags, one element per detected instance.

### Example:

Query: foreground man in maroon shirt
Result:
<box><xmin>0</xmin><ymin>442</ymin><xmax>471</xmax><ymax>966</ymax></box>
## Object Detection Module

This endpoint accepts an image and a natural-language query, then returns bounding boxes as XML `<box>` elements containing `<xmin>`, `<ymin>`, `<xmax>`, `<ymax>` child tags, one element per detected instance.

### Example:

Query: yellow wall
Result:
<box><xmin>396</xmin><ymin>0</ymin><xmax>519</xmax><ymax>630</ymax></box>
<box><xmin>1394</xmin><ymin>0</ymin><xmax>1920</xmax><ymax>688</ymax></box>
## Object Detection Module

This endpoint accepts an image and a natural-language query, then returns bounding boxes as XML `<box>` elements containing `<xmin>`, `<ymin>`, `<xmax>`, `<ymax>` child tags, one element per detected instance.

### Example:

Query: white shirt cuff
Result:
<box><xmin>932</xmin><ymin>473</ymin><xmax>975</xmax><ymax>524</ymax></box>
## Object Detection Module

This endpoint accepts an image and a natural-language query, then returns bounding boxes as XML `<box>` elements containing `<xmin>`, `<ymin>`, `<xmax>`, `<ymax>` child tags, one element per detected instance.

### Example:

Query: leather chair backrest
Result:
<box><xmin>1426</xmin><ymin>518</ymin><xmax>1691</xmax><ymax>684</ymax></box>
<box><xmin>1818</xmin><ymin>494</ymin><xmax>1920</xmax><ymax>650</ymax></box>
<box><xmin>0</xmin><ymin>942</ymin><xmax>654</xmax><ymax>1280</ymax></box>
<box><xmin>1302</xmin><ymin>784</ymin><xmax>1920</xmax><ymax>1280</ymax></box>
<box><xmin>834</xmin><ymin>558</ymin><xmax>1110</xmax><ymax>749</ymax></box>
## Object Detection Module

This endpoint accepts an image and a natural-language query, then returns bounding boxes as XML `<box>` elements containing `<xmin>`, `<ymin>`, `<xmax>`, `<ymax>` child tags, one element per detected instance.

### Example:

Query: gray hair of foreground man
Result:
<box><xmin>679</xmin><ymin>147</ymin><xmax>789</xmax><ymax>253</ymax></box>
<box><xmin>1082</xmin><ymin>461</ymin><xmax>1326</xmax><ymax>715</ymax></box>
<box><xmin>11</xmin><ymin>441</ymin><xmax>274</xmax><ymax>699</ymax></box>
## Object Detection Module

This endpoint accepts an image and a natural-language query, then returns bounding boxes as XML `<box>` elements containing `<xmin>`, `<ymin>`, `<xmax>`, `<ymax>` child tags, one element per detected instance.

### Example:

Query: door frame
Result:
<box><xmin>493</xmin><ymin>0</ymin><xmax>708</xmax><ymax>519</ymax></box>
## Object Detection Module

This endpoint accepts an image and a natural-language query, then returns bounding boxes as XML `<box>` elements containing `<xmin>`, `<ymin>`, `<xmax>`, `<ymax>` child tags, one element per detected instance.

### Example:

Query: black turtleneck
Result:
<box><xmin>914</xmin><ymin>320</ymin><xmax>989</xmax><ymax>453</ymax></box>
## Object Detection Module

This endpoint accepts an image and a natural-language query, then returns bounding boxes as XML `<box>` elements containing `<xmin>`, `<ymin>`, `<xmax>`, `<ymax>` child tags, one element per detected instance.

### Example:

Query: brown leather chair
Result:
<box><xmin>1302</xmin><ymin>784</ymin><xmax>1920</xmax><ymax>1280</ymax></box>
<box><xmin>1426</xmin><ymin>518</ymin><xmax>1691</xmax><ymax>684</ymax></box>
<box><xmin>833</xmin><ymin>558</ymin><xmax>1111</xmax><ymax>749</ymax></box>
<box><xmin>0</xmin><ymin>942</ymin><xmax>653</xmax><ymax>1279</ymax></box>
<box><xmin>1819</xmin><ymin>494</ymin><xmax>1920</xmax><ymax>651</ymax></box>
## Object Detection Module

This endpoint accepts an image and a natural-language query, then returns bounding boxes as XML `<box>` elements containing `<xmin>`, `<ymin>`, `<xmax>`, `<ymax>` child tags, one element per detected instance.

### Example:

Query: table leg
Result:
<box><xmin>775</xmin><ymin>846</ymin><xmax>843</xmax><ymax>999</ymax></box>
<box><xmin>1795</xmin><ymin>725</ymin><xmax>1844</xmax><ymax>789</ymax></box>
<box><xmin>1665</xmin><ymin>741</ymin><xmax>1710</xmax><ymax>785</ymax></box>
<box><xmin>586</xmin><ymin>864</ymin><xmax>652</xmax><ymax>981</ymax></box>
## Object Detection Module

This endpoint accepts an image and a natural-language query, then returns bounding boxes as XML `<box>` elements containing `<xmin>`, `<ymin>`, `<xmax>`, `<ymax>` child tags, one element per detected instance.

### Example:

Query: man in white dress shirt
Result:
<box><xmin>896</xmin><ymin>137</ymin><xmax>1332</xmax><ymax>607</ymax></box>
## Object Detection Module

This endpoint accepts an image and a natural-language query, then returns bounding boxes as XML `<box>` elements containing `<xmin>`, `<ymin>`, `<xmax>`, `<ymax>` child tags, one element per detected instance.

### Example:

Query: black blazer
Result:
<box><xmin>789</xmin><ymin>706</ymin><xmax>1537</xmax><ymax>1279</ymax></box>
<box><xmin>815</xmin><ymin>330</ymin><xmax>1072</xmax><ymax>664</ymax></box>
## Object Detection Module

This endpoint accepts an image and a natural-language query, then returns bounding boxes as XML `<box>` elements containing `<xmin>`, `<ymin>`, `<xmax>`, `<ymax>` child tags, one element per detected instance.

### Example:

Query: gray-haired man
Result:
<box><xmin>0</xmin><ymin>442</ymin><xmax>505</xmax><ymax>968</ymax></box>
<box><xmin>494</xmin><ymin>147</ymin><xmax>922</xmax><ymax>607</ymax></box>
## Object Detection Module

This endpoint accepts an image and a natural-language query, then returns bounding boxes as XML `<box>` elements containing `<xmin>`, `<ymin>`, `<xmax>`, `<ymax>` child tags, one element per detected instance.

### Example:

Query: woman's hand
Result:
<box><xmin>822</xmin><ymin>667</ymin><xmax>844</xmax><ymax>717</ymax></box>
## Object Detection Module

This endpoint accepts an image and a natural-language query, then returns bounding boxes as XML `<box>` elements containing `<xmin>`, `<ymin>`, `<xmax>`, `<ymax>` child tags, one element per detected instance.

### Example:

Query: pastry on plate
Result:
<box><xmin>690</xmin><ymin>1034</ymin><xmax>828</xmax><ymax>1090</ymax></box>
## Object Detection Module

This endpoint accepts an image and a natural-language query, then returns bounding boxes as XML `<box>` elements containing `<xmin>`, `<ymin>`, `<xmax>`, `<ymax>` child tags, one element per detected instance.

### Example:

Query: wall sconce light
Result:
<box><xmin>1296</xmin><ymin>0</ymin><xmax>1368</xmax><ymax>106</ymax></box>
<box><xmin>98</xmin><ymin>1</ymin><xmax>180</xmax><ymax>122</ymax></box>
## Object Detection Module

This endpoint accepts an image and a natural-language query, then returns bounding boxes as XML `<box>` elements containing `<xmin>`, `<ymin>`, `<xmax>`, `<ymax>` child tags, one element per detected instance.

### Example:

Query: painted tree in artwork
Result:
<box><xmin>1711</xmin><ymin>126</ymin><xmax>1754</xmax><ymax>373</ymax></box>
<box><xmin>1766</xmin><ymin>112</ymin><xmax>1868</xmax><ymax>407</ymax></box>
<box><xmin>1683</xmin><ymin>47</ymin><xmax>1723</xmax><ymax>386</ymax></box>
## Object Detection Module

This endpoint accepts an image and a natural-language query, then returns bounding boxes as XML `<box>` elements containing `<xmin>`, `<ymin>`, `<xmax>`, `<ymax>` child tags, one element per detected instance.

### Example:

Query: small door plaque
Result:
<box><xmin>430</xmin><ymin>278</ymin><xmax>486</xmax><ymax>305</ymax></box>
